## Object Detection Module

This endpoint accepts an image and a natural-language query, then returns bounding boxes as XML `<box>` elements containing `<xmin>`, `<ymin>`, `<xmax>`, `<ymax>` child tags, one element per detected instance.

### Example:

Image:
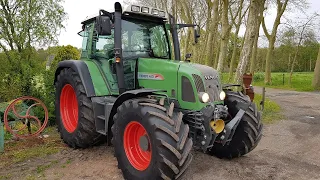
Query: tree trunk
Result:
<box><xmin>228</xmin><ymin>26</ymin><xmax>240</xmax><ymax>81</ymax></box>
<box><xmin>263</xmin><ymin>0</ymin><xmax>289</xmax><ymax>84</ymax></box>
<box><xmin>313</xmin><ymin>47</ymin><xmax>320</xmax><ymax>89</ymax></box>
<box><xmin>249</xmin><ymin>29</ymin><xmax>259</xmax><ymax>74</ymax></box>
<box><xmin>217</xmin><ymin>0</ymin><xmax>229</xmax><ymax>72</ymax></box>
<box><xmin>214</xmin><ymin>40</ymin><xmax>221</xmax><ymax>69</ymax></box>
<box><xmin>264</xmin><ymin>35</ymin><xmax>275</xmax><ymax>84</ymax></box>
<box><xmin>287</xmin><ymin>53</ymin><xmax>291</xmax><ymax>72</ymax></box>
<box><xmin>234</xmin><ymin>0</ymin><xmax>260</xmax><ymax>84</ymax></box>
<box><xmin>206</xmin><ymin>0</ymin><xmax>219</xmax><ymax>67</ymax></box>
<box><xmin>249</xmin><ymin>12</ymin><xmax>262</xmax><ymax>74</ymax></box>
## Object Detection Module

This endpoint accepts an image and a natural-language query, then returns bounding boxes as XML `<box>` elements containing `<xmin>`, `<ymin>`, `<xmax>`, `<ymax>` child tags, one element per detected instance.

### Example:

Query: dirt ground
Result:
<box><xmin>1</xmin><ymin>87</ymin><xmax>320</xmax><ymax>180</ymax></box>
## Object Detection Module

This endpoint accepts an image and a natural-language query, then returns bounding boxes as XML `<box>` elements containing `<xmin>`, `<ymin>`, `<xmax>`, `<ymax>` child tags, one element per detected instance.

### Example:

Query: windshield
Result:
<box><xmin>121</xmin><ymin>19</ymin><xmax>170</xmax><ymax>59</ymax></box>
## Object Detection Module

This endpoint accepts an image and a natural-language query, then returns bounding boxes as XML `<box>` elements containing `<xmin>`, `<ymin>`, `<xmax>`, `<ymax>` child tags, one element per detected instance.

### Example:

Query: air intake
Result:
<box><xmin>192</xmin><ymin>74</ymin><xmax>205</xmax><ymax>92</ymax></box>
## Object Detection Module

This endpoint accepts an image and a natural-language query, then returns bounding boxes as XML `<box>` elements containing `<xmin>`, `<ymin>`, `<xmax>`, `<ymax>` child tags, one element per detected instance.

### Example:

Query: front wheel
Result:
<box><xmin>112</xmin><ymin>98</ymin><xmax>193</xmax><ymax>180</ymax></box>
<box><xmin>208</xmin><ymin>91</ymin><xmax>263</xmax><ymax>158</ymax></box>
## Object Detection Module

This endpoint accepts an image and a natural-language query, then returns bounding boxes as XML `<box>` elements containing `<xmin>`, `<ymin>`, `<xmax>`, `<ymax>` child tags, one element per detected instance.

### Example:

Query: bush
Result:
<box><xmin>42</xmin><ymin>45</ymin><xmax>81</xmax><ymax>125</ymax></box>
<box><xmin>253</xmin><ymin>73</ymin><xmax>264</xmax><ymax>82</ymax></box>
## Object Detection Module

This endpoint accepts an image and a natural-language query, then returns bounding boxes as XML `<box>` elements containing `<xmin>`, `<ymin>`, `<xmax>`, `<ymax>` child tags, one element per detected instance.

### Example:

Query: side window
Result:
<box><xmin>79</xmin><ymin>24</ymin><xmax>92</xmax><ymax>58</ymax></box>
<box><xmin>93</xmin><ymin>30</ymin><xmax>115</xmax><ymax>59</ymax></box>
<box><xmin>150</xmin><ymin>26</ymin><xmax>169</xmax><ymax>58</ymax></box>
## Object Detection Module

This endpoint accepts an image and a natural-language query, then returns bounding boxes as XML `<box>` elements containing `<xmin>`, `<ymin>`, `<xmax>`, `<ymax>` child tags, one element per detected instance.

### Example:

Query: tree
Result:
<box><xmin>228</xmin><ymin>0</ymin><xmax>249</xmax><ymax>80</ymax></box>
<box><xmin>313</xmin><ymin>47</ymin><xmax>320</xmax><ymax>90</ymax></box>
<box><xmin>234</xmin><ymin>0</ymin><xmax>263</xmax><ymax>84</ymax></box>
<box><xmin>262</xmin><ymin>0</ymin><xmax>289</xmax><ymax>84</ymax></box>
<box><xmin>289</xmin><ymin>14</ymin><xmax>318</xmax><ymax>84</ymax></box>
<box><xmin>216</xmin><ymin>0</ymin><xmax>230</xmax><ymax>72</ymax></box>
<box><xmin>42</xmin><ymin>45</ymin><xmax>80</xmax><ymax>123</ymax></box>
<box><xmin>0</xmin><ymin>0</ymin><xmax>66</xmax><ymax>53</ymax></box>
<box><xmin>249</xmin><ymin>0</ymin><xmax>265</xmax><ymax>74</ymax></box>
<box><xmin>0</xmin><ymin>0</ymin><xmax>66</xmax><ymax>101</ymax></box>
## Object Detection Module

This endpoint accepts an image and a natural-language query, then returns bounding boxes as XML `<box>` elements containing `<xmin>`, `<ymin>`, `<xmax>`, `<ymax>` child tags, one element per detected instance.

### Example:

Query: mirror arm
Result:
<box><xmin>176</xmin><ymin>24</ymin><xmax>196</xmax><ymax>29</ymax></box>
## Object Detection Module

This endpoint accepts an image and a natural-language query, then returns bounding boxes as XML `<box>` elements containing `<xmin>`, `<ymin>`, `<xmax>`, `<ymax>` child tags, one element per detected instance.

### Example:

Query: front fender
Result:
<box><xmin>54</xmin><ymin>60</ymin><xmax>96</xmax><ymax>97</ymax></box>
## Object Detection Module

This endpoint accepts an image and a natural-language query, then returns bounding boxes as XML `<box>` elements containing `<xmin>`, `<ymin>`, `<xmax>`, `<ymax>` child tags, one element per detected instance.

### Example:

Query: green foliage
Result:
<box><xmin>254</xmin><ymin>94</ymin><xmax>283</xmax><ymax>124</ymax></box>
<box><xmin>252</xmin><ymin>72</ymin><xmax>315</xmax><ymax>91</ymax></box>
<box><xmin>221</xmin><ymin>72</ymin><xmax>316</xmax><ymax>92</ymax></box>
<box><xmin>253</xmin><ymin>31</ymin><xmax>319</xmax><ymax>73</ymax></box>
<box><xmin>0</xmin><ymin>44</ymin><xmax>80</xmax><ymax>125</ymax></box>
<box><xmin>0</xmin><ymin>0</ymin><xmax>66</xmax><ymax>50</ymax></box>
<box><xmin>0</xmin><ymin>0</ymin><xmax>67</xmax><ymax>125</ymax></box>
<box><xmin>51</xmin><ymin>45</ymin><xmax>81</xmax><ymax>68</ymax></box>
<box><xmin>36</xmin><ymin>45</ymin><xmax>81</xmax><ymax>125</ymax></box>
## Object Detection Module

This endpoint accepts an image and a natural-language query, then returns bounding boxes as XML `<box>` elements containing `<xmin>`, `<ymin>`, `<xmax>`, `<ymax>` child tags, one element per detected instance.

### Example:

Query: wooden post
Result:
<box><xmin>261</xmin><ymin>87</ymin><xmax>266</xmax><ymax>111</ymax></box>
<box><xmin>0</xmin><ymin>118</ymin><xmax>4</xmax><ymax>153</ymax></box>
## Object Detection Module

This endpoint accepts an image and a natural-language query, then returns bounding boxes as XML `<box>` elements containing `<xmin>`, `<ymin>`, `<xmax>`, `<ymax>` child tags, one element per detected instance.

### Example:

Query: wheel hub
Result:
<box><xmin>123</xmin><ymin>121</ymin><xmax>151</xmax><ymax>171</ymax></box>
<box><xmin>139</xmin><ymin>135</ymin><xmax>150</xmax><ymax>151</ymax></box>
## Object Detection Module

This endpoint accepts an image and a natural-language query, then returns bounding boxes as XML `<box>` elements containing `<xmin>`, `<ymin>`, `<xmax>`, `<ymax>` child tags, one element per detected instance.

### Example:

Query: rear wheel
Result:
<box><xmin>112</xmin><ymin>98</ymin><xmax>193</xmax><ymax>180</ymax></box>
<box><xmin>208</xmin><ymin>91</ymin><xmax>263</xmax><ymax>158</ymax></box>
<box><xmin>55</xmin><ymin>68</ymin><xmax>105</xmax><ymax>148</ymax></box>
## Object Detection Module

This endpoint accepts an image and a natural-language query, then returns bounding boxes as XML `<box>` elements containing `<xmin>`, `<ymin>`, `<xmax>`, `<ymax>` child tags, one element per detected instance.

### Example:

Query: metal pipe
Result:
<box><xmin>169</xmin><ymin>14</ymin><xmax>181</xmax><ymax>61</ymax></box>
<box><xmin>114</xmin><ymin>2</ymin><xmax>126</xmax><ymax>94</ymax></box>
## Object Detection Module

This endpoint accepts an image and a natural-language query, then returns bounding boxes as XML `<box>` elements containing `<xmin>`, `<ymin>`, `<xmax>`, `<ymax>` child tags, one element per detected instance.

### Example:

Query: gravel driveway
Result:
<box><xmin>2</xmin><ymin>87</ymin><xmax>320</xmax><ymax>180</ymax></box>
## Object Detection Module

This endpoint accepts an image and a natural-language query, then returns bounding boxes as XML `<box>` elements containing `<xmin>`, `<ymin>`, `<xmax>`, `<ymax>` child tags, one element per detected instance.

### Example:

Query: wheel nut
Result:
<box><xmin>220</xmin><ymin>135</ymin><xmax>225</xmax><ymax>140</ymax></box>
<box><xmin>201</xmin><ymin>141</ymin><xmax>206</xmax><ymax>145</ymax></box>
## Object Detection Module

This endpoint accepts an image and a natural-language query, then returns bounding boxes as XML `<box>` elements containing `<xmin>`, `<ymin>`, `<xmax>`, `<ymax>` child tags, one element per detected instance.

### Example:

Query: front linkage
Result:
<box><xmin>183</xmin><ymin>91</ymin><xmax>262</xmax><ymax>157</ymax></box>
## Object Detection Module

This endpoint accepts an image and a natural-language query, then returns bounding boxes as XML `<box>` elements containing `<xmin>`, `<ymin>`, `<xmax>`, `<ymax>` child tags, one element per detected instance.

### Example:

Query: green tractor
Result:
<box><xmin>54</xmin><ymin>2</ymin><xmax>263</xmax><ymax>179</ymax></box>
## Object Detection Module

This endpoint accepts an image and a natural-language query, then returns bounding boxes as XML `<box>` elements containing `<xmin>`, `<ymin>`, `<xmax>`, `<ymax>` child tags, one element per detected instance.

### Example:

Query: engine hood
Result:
<box><xmin>180</xmin><ymin>62</ymin><xmax>222</xmax><ymax>102</ymax></box>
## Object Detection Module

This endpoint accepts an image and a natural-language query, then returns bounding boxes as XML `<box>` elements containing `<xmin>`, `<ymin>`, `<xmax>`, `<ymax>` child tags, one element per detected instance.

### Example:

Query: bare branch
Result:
<box><xmin>262</xmin><ymin>17</ymin><xmax>270</xmax><ymax>40</ymax></box>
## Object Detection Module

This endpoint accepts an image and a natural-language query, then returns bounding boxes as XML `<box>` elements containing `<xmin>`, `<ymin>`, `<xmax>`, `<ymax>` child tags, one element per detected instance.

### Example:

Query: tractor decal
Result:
<box><xmin>138</xmin><ymin>72</ymin><xmax>164</xmax><ymax>80</ymax></box>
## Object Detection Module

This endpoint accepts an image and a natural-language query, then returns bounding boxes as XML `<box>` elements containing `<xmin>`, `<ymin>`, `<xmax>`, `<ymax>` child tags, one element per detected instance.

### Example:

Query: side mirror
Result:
<box><xmin>97</xmin><ymin>16</ymin><xmax>111</xmax><ymax>36</ymax></box>
<box><xmin>194</xmin><ymin>27</ymin><xmax>200</xmax><ymax>44</ymax></box>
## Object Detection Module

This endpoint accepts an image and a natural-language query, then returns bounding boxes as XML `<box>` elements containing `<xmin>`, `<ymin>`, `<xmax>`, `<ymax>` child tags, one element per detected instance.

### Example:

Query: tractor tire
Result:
<box><xmin>112</xmin><ymin>98</ymin><xmax>193</xmax><ymax>180</ymax></box>
<box><xmin>208</xmin><ymin>91</ymin><xmax>263</xmax><ymax>159</ymax></box>
<box><xmin>55</xmin><ymin>68</ymin><xmax>105</xmax><ymax>148</ymax></box>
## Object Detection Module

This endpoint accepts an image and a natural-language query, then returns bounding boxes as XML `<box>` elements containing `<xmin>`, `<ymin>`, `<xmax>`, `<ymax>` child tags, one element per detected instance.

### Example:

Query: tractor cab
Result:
<box><xmin>78</xmin><ymin>3</ymin><xmax>200</xmax><ymax>93</ymax></box>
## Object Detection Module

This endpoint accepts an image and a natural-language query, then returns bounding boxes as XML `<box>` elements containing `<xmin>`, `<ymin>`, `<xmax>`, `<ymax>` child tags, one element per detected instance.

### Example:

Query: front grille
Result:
<box><xmin>204</xmin><ymin>79</ymin><xmax>220</xmax><ymax>102</ymax></box>
<box><xmin>192</xmin><ymin>74</ymin><xmax>205</xmax><ymax>92</ymax></box>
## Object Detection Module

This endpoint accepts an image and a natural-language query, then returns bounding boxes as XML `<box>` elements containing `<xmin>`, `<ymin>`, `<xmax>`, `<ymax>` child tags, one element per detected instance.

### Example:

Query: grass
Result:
<box><xmin>253</xmin><ymin>94</ymin><xmax>283</xmax><ymax>124</ymax></box>
<box><xmin>0</xmin><ymin>174</ymin><xmax>12</xmax><ymax>180</ymax></box>
<box><xmin>36</xmin><ymin>160</ymin><xmax>59</xmax><ymax>174</ymax></box>
<box><xmin>221</xmin><ymin>72</ymin><xmax>317</xmax><ymax>92</ymax></box>
<box><xmin>0</xmin><ymin>127</ymin><xmax>65</xmax><ymax>167</ymax></box>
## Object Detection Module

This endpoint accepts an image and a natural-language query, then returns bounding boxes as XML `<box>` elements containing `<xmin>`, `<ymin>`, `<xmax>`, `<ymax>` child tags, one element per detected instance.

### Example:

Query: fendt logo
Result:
<box><xmin>138</xmin><ymin>73</ymin><xmax>164</xmax><ymax>80</ymax></box>
<box><xmin>204</xmin><ymin>75</ymin><xmax>217</xmax><ymax>80</ymax></box>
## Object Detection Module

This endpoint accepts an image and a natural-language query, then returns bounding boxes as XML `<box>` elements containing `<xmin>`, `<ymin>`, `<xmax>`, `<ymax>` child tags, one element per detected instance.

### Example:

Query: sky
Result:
<box><xmin>58</xmin><ymin>0</ymin><xmax>320</xmax><ymax>48</ymax></box>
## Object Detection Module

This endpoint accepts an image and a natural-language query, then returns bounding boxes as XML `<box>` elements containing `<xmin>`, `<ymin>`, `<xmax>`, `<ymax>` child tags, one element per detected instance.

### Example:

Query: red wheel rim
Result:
<box><xmin>123</xmin><ymin>121</ymin><xmax>152</xmax><ymax>171</ymax></box>
<box><xmin>60</xmin><ymin>84</ymin><xmax>79</xmax><ymax>133</ymax></box>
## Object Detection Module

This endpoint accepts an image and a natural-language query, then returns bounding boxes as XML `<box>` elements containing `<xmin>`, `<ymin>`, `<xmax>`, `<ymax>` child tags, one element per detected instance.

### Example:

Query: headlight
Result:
<box><xmin>219</xmin><ymin>91</ymin><xmax>226</xmax><ymax>100</ymax></box>
<box><xmin>141</xmin><ymin>7</ymin><xmax>149</xmax><ymax>13</ymax></box>
<box><xmin>159</xmin><ymin>11</ymin><xmax>166</xmax><ymax>17</ymax></box>
<box><xmin>151</xmin><ymin>9</ymin><xmax>159</xmax><ymax>15</ymax></box>
<box><xmin>199</xmin><ymin>92</ymin><xmax>210</xmax><ymax>103</ymax></box>
<box><xmin>131</xmin><ymin>5</ymin><xmax>140</xmax><ymax>12</ymax></box>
